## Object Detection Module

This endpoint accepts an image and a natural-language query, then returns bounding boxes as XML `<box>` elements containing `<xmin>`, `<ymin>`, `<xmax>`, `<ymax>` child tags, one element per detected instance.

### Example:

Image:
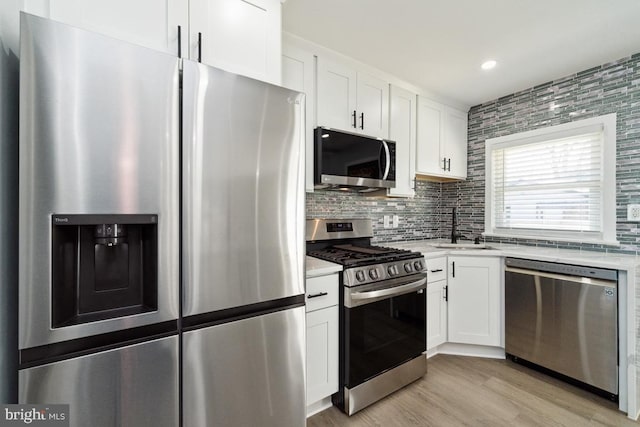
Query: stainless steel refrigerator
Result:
<box><xmin>19</xmin><ymin>13</ymin><xmax>306</xmax><ymax>427</ymax></box>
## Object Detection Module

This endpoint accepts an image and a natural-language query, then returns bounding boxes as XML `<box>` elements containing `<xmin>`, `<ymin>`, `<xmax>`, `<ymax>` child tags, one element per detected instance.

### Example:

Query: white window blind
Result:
<box><xmin>485</xmin><ymin>114</ymin><xmax>618</xmax><ymax>245</ymax></box>
<box><xmin>491</xmin><ymin>131</ymin><xmax>604</xmax><ymax>233</ymax></box>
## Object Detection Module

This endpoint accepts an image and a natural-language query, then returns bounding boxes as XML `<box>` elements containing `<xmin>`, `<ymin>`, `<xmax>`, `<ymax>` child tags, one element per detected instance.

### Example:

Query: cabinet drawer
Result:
<box><xmin>426</xmin><ymin>257</ymin><xmax>446</xmax><ymax>283</ymax></box>
<box><xmin>306</xmin><ymin>274</ymin><xmax>339</xmax><ymax>312</ymax></box>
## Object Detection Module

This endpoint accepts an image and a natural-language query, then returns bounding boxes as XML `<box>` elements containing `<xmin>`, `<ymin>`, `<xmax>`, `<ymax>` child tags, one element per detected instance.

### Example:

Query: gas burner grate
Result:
<box><xmin>308</xmin><ymin>244</ymin><xmax>418</xmax><ymax>267</ymax></box>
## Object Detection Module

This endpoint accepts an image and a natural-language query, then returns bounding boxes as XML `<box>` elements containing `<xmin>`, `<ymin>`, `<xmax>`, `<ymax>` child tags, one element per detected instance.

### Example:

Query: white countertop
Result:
<box><xmin>305</xmin><ymin>239</ymin><xmax>640</xmax><ymax>274</ymax></box>
<box><xmin>384</xmin><ymin>239</ymin><xmax>640</xmax><ymax>271</ymax></box>
<box><xmin>305</xmin><ymin>256</ymin><xmax>342</xmax><ymax>277</ymax></box>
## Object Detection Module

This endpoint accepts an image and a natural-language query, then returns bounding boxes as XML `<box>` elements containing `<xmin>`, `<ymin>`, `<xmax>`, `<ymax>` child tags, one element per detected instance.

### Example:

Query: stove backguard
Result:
<box><xmin>51</xmin><ymin>214</ymin><xmax>158</xmax><ymax>328</ymax></box>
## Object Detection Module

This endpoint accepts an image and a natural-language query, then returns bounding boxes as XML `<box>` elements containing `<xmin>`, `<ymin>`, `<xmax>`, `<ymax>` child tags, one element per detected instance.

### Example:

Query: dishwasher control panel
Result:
<box><xmin>505</xmin><ymin>258</ymin><xmax>618</xmax><ymax>282</ymax></box>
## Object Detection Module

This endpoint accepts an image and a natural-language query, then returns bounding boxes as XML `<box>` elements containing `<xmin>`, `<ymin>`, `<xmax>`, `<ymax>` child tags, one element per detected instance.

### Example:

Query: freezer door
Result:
<box><xmin>182</xmin><ymin>60</ymin><xmax>305</xmax><ymax>316</ymax></box>
<box><xmin>19</xmin><ymin>335</ymin><xmax>179</xmax><ymax>427</ymax></box>
<box><xmin>183</xmin><ymin>307</ymin><xmax>306</xmax><ymax>427</ymax></box>
<box><xmin>19</xmin><ymin>14</ymin><xmax>180</xmax><ymax>349</ymax></box>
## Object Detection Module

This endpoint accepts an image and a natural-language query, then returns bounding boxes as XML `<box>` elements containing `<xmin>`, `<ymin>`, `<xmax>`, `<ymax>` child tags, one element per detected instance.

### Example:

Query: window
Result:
<box><xmin>484</xmin><ymin>114</ymin><xmax>617</xmax><ymax>245</ymax></box>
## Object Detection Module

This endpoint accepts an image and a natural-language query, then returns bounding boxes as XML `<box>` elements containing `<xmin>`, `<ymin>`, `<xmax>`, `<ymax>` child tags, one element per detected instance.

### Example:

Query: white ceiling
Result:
<box><xmin>282</xmin><ymin>0</ymin><xmax>640</xmax><ymax>108</ymax></box>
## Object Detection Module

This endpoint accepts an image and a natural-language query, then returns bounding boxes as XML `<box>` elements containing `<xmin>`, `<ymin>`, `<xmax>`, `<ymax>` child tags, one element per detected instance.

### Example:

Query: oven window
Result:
<box><xmin>344</xmin><ymin>290</ymin><xmax>426</xmax><ymax>387</ymax></box>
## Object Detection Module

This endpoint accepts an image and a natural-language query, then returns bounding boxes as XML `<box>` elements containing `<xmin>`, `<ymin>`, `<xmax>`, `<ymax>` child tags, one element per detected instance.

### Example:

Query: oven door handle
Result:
<box><xmin>350</xmin><ymin>276</ymin><xmax>427</xmax><ymax>302</ymax></box>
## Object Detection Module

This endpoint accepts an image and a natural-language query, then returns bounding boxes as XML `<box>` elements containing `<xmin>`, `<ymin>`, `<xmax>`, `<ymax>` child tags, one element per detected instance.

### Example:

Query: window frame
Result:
<box><xmin>484</xmin><ymin>113</ymin><xmax>618</xmax><ymax>246</ymax></box>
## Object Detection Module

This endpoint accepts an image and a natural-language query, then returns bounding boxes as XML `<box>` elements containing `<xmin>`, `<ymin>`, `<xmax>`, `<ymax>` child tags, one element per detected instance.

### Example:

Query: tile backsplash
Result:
<box><xmin>306</xmin><ymin>181</ymin><xmax>444</xmax><ymax>243</ymax></box>
<box><xmin>307</xmin><ymin>53</ymin><xmax>640</xmax><ymax>254</ymax></box>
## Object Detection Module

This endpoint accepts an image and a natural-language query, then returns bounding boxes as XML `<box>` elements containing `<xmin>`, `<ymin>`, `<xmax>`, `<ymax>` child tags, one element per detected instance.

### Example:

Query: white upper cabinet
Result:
<box><xmin>444</xmin><ymin>107</ymin><xmax>468</xmax><ymax>177</ymax></box>
<box><xmin>388</xmin><ymin>85</ymin><xmax>417</xmax><ymax>197</ymax></box>
<box><xmin>317</xmin><ymin>56</ymin><xmax>388</xmax><ymax>138</ymax></box>
<box><xmin>356</xmin><ymin>72</ymin><xmax>389</xmax><ymax>138</ymax></box>
<box><xmin>190</xmin><ymin>0</ymin><xmax>281</xmax><ymax>84</ymax></box>
<box><xmin>416</xmin><ymin>97</ymin><xmax>468</xmax><ymax>180</ymax></box>
<box><xmin>23</xmin><ymin>0</ymin><xmax>282</xmax><ymax>84</ymax></box>
<box><xmin>282</xmin><ymin>42</ymin><xmax>315</xmax><ymax>192</ymax></box>
<box><xmin>23</xmin><ymin>0</ymin><xmax>188</xmax><ymax>56</ymax></box>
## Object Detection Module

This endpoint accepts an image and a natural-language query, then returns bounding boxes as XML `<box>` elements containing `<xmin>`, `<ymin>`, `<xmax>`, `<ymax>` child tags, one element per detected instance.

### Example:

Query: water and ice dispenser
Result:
<box><xmin>51</xmin><ymin>214</ymin><xmax>159</xmax><ymax>327</ymax></box>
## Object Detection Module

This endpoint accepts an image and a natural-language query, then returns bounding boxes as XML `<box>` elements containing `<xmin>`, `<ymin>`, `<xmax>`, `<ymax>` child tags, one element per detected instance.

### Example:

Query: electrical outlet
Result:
<box><xmin>383</xmin><ymin>215</ymin><xmax>392</xmax><ymax>229</ymax></box>
<box><xmin>628</xmin><ymin>204</ymin><xmax>640</xmax><ymax>221</ymax></box>
<box><xmin>393</xmin><ymin>215</ymin><xmax>399</xmax><ymax>228</ymax></box>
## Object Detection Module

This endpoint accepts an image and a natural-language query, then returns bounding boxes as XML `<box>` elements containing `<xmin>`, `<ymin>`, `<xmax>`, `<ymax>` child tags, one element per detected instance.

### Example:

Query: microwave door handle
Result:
<box><xmin>381</xmin><ymin>140</ymin><xmax>391</xmax><ymax>180</ymax></box>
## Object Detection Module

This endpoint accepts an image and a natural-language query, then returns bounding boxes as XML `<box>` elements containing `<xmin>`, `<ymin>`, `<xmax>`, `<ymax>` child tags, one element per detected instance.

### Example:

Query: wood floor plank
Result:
<box><xmin>307</xmin><ymin>355</ymin><xmax>638</xmax><ymax>427</ymax></box>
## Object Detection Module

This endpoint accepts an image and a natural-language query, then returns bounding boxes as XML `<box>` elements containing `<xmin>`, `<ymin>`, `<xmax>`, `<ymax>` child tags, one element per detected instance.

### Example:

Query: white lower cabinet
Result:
<box><xmin>426</xmin><ymin>257</ymin><xmax>447</xmax><ymax>351</ymax></box>
<box><xmin>305</xmin><ymin>274</ymin><xmax>339</xmax><ymax>409</ymax></box>
<box><xmin>306</xmin><ymin>305</ymin><xmax>338</xmax><ymax>405</ymax></box>
<box><xmin>426</xmin><ymin>281</ymin><xmax>447</xmax><ymax>351</ymax></box>
<box><xmin>447</xmin><ymin>256</ymin><xmax>501</xmax><ymax>346</ymax></box>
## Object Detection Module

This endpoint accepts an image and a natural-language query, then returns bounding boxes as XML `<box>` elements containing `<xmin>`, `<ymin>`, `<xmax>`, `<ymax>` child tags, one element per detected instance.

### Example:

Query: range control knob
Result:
<box><xmin>404</xmin><ymin>263</ymin><xmax>413</xmax><ymax>273</ymax></box>
<box><xmin>369</xmin><ymin>268</ymin><xmax>379</xmax><ymax>280</ymax></box>
<box><xmin>355</xmin><ymin>270</ymin><xmax>366</xmax><ymax>282</ymax></box>
<box><xmin>387</xmin><ymin>265</ymin><xmax>398</xmax><ymax>276</ymax></box>
<box><xmin>413</xmin><ymin>260</ymin><xmax>424</xmax><ymax>271</ymax></box>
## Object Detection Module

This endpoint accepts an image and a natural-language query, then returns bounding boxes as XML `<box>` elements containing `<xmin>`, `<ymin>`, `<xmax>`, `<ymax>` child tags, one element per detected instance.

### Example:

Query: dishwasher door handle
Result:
<box><xmin>505</xmin><ymin>266</ymin><xmax>616</xmax><ymax>288</ymax></box>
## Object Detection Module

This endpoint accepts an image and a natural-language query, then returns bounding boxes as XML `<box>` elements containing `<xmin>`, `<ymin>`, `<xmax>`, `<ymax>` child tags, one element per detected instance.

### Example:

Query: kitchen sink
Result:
<box><xmin>432</xmin><ymin>243</ymin><xmax>493</xmax><ymax>249</ymax></box>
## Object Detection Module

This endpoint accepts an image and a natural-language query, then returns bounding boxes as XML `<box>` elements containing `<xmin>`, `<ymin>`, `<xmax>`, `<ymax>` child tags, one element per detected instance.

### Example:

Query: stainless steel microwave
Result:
<box><xmin>314</xmin><ymin>127</ymin><xmax>396</xmax><ymax>191</ymax></box>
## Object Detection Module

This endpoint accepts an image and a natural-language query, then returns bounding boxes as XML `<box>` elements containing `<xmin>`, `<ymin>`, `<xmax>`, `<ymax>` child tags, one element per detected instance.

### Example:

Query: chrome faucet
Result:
<box><xmin>451</xmin><ymin>207</ymin><xmax>463</xmax><ymax>244</ymax></box>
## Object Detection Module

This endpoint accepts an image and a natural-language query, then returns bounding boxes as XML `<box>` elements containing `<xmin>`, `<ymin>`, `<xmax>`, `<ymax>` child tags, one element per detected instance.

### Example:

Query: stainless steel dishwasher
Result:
<box><xmin>505</xmin><ymin>257</ymin><xmax>618</xmax><ymax>398</ymax></box>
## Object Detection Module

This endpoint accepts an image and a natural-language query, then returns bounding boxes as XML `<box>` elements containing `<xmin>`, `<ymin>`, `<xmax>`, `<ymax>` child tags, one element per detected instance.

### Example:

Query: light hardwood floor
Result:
<box><xmin>307</xmin><ymin>355</ymin><xmax>638</xmax><ymax>426</ymax></box>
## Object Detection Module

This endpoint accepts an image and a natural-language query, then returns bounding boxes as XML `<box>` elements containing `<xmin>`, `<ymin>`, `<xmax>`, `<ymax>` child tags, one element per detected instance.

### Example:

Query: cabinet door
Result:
<box><xmin>190</xmin><ymin>0</ymin><xmax>281</xmax><ymax>84</ymax></box>
<box><xmin>306</xmin><ymin>305</ymin><xmax>339</xmax><ymax>405</ymax></box>
<box><xmin>356</xmin><ymin>72</ymin><xmax>389</xmax><ymax>138</ymax></box>
<box><xmin>388</xmin><ymin>85</ymin><xmax>416</xmax><ymax>197</ymax></box>
<box><xmin>448</xmin><ymin>256</ymin><xmax>501</xmax><ymax>346</ymax></box>
<box><xmin>426</xmin><ymin>280</ymin><xmax>447</xmax><ymax>350</ymax></box>
<box><xmin>444</xmin><ymin>107</ymin><xmax>468</xmax><ymax>179</ymax></box>
<box><xmin>416</xmin><ymin>97</ymin><xmax>444</xmax><ymax>175</ymax></box>
<box><xmin>23</xmin><ymin>0</ymin><xmax>188</xmax><ymax>56</ymax></box>
<box><xmin>282</xmin><ymin>44</ymin><xmax>315</xmax><ymax>192</ymax></box>
<box><xmin>316</xmin><ymin>57</ymin><xmax>357</xmax><ymax>132</ymax></box>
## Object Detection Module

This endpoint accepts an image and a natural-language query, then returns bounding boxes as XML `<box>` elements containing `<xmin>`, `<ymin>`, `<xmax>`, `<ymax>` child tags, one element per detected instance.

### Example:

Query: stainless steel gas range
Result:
<box><xmin>306</xmin><ymin>219</ymin><xmax>427</xmax><ymax>415</ymax></box>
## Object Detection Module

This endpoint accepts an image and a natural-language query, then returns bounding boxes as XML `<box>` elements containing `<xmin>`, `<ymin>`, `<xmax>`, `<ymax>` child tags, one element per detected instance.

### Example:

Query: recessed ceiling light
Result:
<box><xmin>481</xmin><ymin>60</ymin><xmax>497</xmax><ymax>70</ymax></box>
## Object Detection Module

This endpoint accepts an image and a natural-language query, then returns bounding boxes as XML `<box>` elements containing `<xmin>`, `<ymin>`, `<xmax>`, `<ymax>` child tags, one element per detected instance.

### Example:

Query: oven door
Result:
<box><xmin>344</xmin><ymin>274</ymin><xmax>427</xmax><ymax>389</ymax></box>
